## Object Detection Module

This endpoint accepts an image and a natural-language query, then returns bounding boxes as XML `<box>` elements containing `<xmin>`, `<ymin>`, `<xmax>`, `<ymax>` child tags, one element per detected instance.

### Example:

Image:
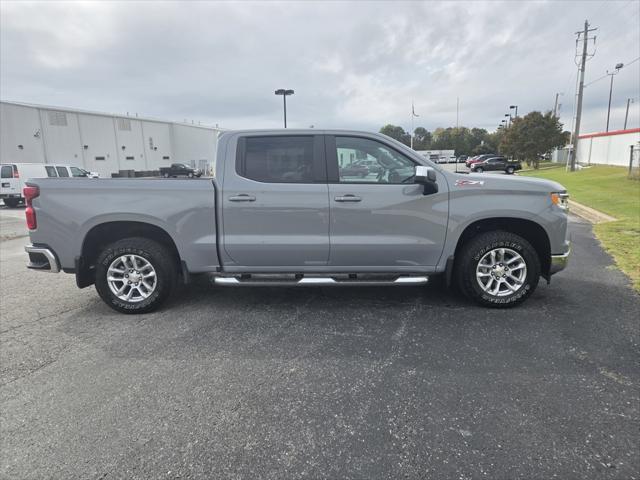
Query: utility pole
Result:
<box><xmin>570</xmin><ymin>20</ymin><xmax>597</xmax><ymax>172</ymax></box>
<box><xmin>411</xmin><ymin>102</ymin><xmax>419</xmax><ymax>149</ymax></box>
<box><xmin>553</xmin><ymin>93</ymin><xmax>561</xmax><ymax>117</ymax></box>
<box><xmin>456</xmin><ymin>97</ymin><xmax>459</xmax><ymax>129</ymax></box>
<box><xmin>624</xmin><ymin>98</ymin><xmax>634</xmax><ymax>129</ymax></box>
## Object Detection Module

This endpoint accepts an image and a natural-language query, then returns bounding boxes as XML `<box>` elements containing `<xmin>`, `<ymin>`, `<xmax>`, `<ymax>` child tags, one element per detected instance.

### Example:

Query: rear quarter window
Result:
<box><xmin>56</xmin><ymin>166</ymin><xmax>70</xmax><ymax>177</ymax></box>
<box><xmin>1</xmin><ymin>165</ymin><xmax>14</xmax><ymax>178</ymax></box>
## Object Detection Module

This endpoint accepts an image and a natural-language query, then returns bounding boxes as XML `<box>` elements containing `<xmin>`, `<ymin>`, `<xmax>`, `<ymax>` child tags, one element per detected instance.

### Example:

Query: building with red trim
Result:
<box><xmin>575</xmin><ymin>128</ymin><xmax>640</xmax><ymax>167</ymax></box>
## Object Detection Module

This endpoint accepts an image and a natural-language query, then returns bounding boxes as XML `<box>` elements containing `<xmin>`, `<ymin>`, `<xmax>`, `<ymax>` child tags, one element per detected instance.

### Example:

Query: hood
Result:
<box><xmin>451</xmin><ymin>172</ymin><xmax>566</xmax><ymax>193</ymax></box>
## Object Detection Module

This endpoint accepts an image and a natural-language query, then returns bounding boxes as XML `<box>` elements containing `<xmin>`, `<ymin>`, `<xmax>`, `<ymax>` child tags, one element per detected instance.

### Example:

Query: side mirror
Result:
<box><xmin>414</xmin><ymin>166</ymin><xmax>438</xmax><ymax>195</ymax></box>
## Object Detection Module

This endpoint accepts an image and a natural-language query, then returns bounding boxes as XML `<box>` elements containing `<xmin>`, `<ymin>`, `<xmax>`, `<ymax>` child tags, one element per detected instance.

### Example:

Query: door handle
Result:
<box><xmin>334</xmin><ymin>195</ymin><xmax>362</xmax><ymax>202</ymax></box>
<box><xmin>229</xmin><ymin>194</ymin><xmax>256</xmax><ymax>202</ymax></box>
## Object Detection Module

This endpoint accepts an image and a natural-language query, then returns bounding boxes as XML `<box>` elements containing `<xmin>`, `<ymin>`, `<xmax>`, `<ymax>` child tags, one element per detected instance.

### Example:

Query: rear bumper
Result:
<box><xmin>549</xmin><ymin>243</ymin><xmax>571</xmax><ymax>275</ymax></box>
<box><xmin>25</xmin><ymin>244</ymin><xmax>60</xmax><ymax>273</ymax></box>
<box><xmin>0</xmin><ymin>193</ymin><xmax>21</xmax><ymax>199</ymax></box>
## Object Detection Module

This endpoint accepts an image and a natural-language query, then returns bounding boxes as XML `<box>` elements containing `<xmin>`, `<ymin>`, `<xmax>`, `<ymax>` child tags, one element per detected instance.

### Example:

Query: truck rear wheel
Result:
<box><xmin>94</xmin><ymin>237</ymin><xmax>177</xmax><ymax>314</ymax></box>
<box><xmin>455</xmin><ymin>231</ymin><xmax>540</xmax><ymax>308</ymax></box>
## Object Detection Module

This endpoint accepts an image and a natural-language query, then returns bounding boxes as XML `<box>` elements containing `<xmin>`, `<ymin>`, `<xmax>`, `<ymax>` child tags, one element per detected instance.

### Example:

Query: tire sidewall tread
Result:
<box><xmin>455</xmin><ymin>231</ymin><xmax>540</xmax><ymax>308</ymax></box>
<box><xmin>95</xmin><ymin>237</ymin><xmax>176</xmax><ymax>314</ymax></box>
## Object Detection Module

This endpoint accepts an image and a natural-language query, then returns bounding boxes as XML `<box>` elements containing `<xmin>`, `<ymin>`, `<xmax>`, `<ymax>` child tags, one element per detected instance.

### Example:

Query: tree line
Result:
<box><xmin>380</xmin><ymin>111</ymin><xmax>569</xmax><ymax>168</ymax></box>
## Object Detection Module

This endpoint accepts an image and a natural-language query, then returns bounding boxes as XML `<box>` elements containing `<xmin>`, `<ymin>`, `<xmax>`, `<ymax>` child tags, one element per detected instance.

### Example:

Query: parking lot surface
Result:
<box><xmin>1</xmin><ymin>215</ymin><xmax>638</xmax><ymax>479</ymax></box>
<box><xmin>0</xmin><ymin>204</ymin><xmax>27</xmax><ymax>241</ymax></box>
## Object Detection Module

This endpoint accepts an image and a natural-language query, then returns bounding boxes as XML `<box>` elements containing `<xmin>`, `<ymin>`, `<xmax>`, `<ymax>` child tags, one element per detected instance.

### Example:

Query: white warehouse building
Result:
<box><xmin>0</xmin><ymin>101</ymin><xmax>223</xmax><ymax>178</ymax></box>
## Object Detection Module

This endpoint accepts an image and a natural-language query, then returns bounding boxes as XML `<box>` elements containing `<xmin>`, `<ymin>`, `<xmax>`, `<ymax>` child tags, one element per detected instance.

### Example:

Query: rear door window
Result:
<box><xmin>45</xmin><ymin>166</ymin><xmax>58</xmax><ymax>177</ymax></box>
<box><xmin>1</xmin><ymin>165</ymin><xmax>13</xmax><ymax>178</ymax></box>
<box><xmin>56</xmin><ymin>166</ymin><xmax>70</xmax><ymax>177</ymax></box>
<box><xmin>236</xmin><ymin>136</ymin><xmax>323</xmax><ymax>183</ymax></box>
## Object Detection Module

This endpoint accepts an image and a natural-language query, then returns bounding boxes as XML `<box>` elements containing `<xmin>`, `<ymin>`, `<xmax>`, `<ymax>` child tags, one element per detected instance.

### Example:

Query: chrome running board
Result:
<box><xmin>212</xmin><ymin>274</ymin><xmax>429</xmax><ymax>287</ymax></box>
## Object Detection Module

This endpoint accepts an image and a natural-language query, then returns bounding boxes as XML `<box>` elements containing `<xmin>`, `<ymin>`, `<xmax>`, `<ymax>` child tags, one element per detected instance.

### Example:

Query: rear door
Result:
<box><xmin>326</xmin><ymin>135</ymin><xmax>449</xmax><ymax>268</ymax></box>
<box><xmin>0</xmin><ymin>164</ymin><xmax>20</xmax><ymax>198</ymax></box>
<box><xmin>221</xmin><ymin>134</ymin><xmax>330</xmax><ymax>267</ymax></box>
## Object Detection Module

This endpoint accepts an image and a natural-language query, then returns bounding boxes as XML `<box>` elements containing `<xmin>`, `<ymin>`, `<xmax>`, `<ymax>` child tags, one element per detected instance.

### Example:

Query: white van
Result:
<box><xmin>0</xmin><ymin>163</ymin><xmax>99</xmax><ymax>208</ymax></box>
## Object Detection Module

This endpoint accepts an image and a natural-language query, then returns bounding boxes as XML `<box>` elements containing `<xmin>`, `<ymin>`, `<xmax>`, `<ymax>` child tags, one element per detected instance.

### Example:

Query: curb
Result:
<box><xmin>569</xmin><ymin>200</ymin><xmax>617</xmax><ymax>224</ymax></box>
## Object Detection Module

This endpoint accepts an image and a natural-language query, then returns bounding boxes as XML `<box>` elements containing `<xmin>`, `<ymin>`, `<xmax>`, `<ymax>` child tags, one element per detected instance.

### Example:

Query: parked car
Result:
<box><xmin>457</xmin><ymin>155</ymin><xmax>468</xmax><ymax>163</ymax></box>
<box><xmin>23</xmin><ymin>129</ymin><xmax>570</xmax><ymax>314</ymax></box>
<box><xmin>470</xmin><ymin>156</ymin><xmax>522</xmax><ymax>174</ymax></box>
<box><xmin>159</xmin><ymin>163</ymin><xmax>202</xmax><ymax>178</ymax></box>
<box><xmin>466</xmin><ymin>154</ymin><xmax>496</xmax><ymax>168</ymax></box>
<box><xmin>353</xmin><ymin>159</ymin><xmax>382</xmax><ymax>174</ymax></box>
<box><xmin>1</xmin><ymin>163</ymin><xmax>99</xmax><ymax>207</ymax></box>
<box><xmin>339</xmin><ymin>163</ymin><xmax>369</xmax><ymax>177</ymax></box>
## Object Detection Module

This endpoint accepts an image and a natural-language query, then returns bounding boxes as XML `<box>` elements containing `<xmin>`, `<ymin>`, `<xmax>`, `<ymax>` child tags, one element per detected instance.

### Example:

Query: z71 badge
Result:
<box><xmin>455</xmin><ymin>179</ymin><xmax>485</xmax><ymax>186</ymax></box>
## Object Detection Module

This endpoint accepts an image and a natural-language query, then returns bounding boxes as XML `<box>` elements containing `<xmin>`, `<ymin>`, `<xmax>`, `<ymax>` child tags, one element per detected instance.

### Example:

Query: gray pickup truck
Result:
<box><xmin>23</xmin><ymin>130</ymin><xmax>571</xmax><ymax>314</ymax></box>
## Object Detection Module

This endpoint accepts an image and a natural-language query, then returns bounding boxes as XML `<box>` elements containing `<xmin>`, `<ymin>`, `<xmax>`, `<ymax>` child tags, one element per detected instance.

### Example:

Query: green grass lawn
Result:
<box><xmin>520</xmin><ymin>165</ymin><xmax>640</xmax><ymax>291</ymax></box>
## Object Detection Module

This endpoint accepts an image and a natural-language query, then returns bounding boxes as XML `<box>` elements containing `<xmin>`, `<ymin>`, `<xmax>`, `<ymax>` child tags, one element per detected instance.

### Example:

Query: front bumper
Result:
<box><xmin>25</xmin><ymin>244</ymin><xmax>60</xmax><ymax>273</ymax></box>
<box><xmin>549</xmin><ymin>243</ymin><xmax>571</xmax><ymax>275</ymax></box>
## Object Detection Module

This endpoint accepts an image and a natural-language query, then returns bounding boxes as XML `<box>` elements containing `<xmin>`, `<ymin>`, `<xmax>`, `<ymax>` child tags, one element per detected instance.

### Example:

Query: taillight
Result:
<box><xmin>13</xmin><ymin>166</ymin><xmax>19</xmax><ymax>178</ymax></box>
<box><xmin>23</xmin><ymin>185</ymin><xmax>39</xmax><ymax>230</ymax></box>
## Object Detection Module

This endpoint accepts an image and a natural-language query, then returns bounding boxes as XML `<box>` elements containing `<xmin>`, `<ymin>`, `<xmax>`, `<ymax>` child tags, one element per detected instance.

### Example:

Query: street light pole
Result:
<box><xmin>605</xmin><ymin>63</ymin><xmax>623</xmax><ymax>132</ymax></box>
<box><xmin>624</xmin><ymin>98</ymin><xmax>634</xmax><ymax>130</ymax></box>
<box><xmin>510</xmin><ymin>105</ymin><xmax>518</xmax><ymax>118</ymax></box>
<box><xmin>274</xmin><ymin>89</ymin><xmax>294</xmax><ymax>128</ymax></box>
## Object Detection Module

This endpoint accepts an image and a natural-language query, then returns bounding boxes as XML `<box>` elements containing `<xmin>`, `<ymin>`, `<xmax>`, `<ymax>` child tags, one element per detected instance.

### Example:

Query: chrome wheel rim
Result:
<box><xmin>476</xmin><ymin>248</ymin><xmax>527</xmax><ymax>297</ymax></box>
<box><xmin>107</xmin><ymin>254</ymin><xmax>157</xmax><ymax>302</ymax></box>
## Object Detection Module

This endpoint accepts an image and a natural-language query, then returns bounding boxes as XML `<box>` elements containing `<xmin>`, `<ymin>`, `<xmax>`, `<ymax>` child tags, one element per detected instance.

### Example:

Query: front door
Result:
<box><xmin>221</xmin><ymin>134</ymin><xmax>329</xmax><ymax>268</ymax></box>
<box><xmin>326</xmin><ymin>135</ymin><xmax>448</xmax><ymax>268</ymax></box>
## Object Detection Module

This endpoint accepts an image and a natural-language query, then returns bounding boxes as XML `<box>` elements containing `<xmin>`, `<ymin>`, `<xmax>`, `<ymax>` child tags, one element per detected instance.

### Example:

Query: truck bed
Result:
<box><xmin>27</xmin><ymin>177</ymin><xmax>220</xmax><ymax>274</ymax></box>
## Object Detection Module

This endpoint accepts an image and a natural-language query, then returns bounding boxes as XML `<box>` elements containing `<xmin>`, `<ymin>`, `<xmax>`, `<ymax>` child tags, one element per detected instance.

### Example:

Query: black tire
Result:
<box><xmin>95</xmin><ymin>237</ymin><xmax>177</xmax><ymax>314</ymax></box>
<box><xmin>455</xmin><ymin>231</ymin><xmax>540</xmax><ymax>308</ymax></box>
<box><xmin>3</xmin><ymin>198</ymin><xmax>21</xmax><ymax>208</ymax></box>
<box><xmin>188</xmin><ymin>172</ymin><xmax>194</xmax><ymax>178</ymax></box>
<box><xmin>475</xmin><ymin>167</ymin><xmax>483</xmax><ymax>173</ymax></box>
<box><xmin>506</xmin><ymin>166</ymin><xmax>515</xmax><ymax>174</ymax></box>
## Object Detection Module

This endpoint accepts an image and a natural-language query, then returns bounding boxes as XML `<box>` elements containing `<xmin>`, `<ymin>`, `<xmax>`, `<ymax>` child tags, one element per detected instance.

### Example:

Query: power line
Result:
<box><xmin>585</xmin><ymin>56</ymin><xmax>640</xmax><ymax>87</ymax></box>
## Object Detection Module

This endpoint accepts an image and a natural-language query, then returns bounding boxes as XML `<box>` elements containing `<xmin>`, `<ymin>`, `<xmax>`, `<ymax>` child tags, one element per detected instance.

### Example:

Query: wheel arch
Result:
<box><xmin>76</xmin><ymin>221</ymin><xmax>182</xmax><ymax>288</ymax></box>
<box><xmin>449</xmin><ymin>217</ymin><xmax>551</xmax><ymax>281</ymax></box>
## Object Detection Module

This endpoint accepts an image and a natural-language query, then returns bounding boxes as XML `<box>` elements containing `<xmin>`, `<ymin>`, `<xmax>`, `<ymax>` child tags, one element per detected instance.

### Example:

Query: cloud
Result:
<box><xmin>1</xmin><ymin>0</ymin><xmax>638</xmax><ymax>134</ymax></box>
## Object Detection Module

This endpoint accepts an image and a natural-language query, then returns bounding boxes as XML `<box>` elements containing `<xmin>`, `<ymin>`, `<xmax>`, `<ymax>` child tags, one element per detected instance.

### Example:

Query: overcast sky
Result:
<box><xmin>1</xmin><ymin>0</ymin><xmax>639</xmax><ymax>134</ymax></box>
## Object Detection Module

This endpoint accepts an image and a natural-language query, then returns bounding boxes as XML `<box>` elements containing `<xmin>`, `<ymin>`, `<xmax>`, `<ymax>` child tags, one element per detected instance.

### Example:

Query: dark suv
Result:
<box><xmin>466</xmin><ymin>154</ymin><xmax>496</xmax><ymax>168</ymax></box>
<box><xmin>471</xmin><ymin>156</ymin><xmax>522</xmax><ymax>174</ymax></box>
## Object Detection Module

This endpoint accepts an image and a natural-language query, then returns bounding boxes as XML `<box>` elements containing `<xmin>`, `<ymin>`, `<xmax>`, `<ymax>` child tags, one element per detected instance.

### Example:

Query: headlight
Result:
<box><xmin>551</xmin><ymin>192</ymin><xmax>569</xmax><ymax>211</ymax></box>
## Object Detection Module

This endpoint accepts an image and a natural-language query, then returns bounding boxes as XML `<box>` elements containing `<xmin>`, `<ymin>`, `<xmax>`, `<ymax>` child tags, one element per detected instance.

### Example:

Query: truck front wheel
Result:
<box><xmin>95</xmin><ymin>237</ymin><xmax>177</xmax><ymax>314</ymax></box>
<box><xmin>455</xmin><ymin>231</ymin><xmax>540</xmax><ymax>308</ymax></box>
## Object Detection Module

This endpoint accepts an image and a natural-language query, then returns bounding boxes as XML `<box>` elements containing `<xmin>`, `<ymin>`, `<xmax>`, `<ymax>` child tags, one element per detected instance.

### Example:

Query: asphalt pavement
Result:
<box><xmin>0</xmin><ymin>216</ymin><xmax>638</xmax><ymax>479</ymax></box>
<box><xmin>0</xmin><ymin>203</ymin><xmax>27</xmax><ymax>241</ymax></box>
